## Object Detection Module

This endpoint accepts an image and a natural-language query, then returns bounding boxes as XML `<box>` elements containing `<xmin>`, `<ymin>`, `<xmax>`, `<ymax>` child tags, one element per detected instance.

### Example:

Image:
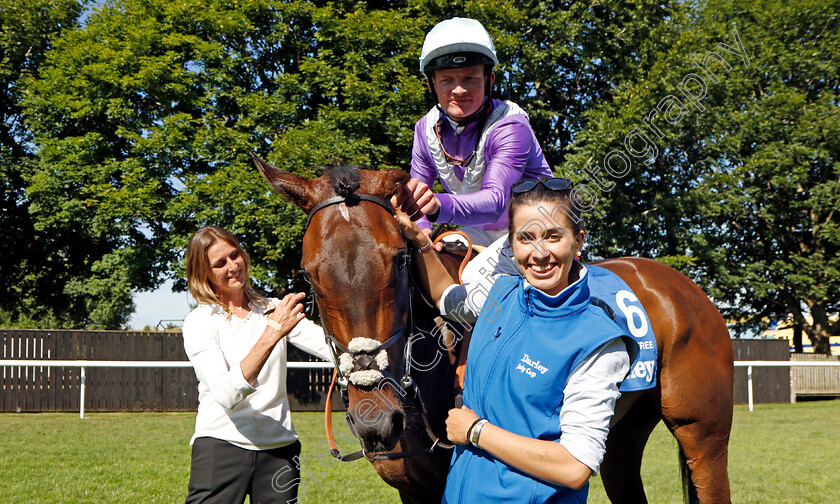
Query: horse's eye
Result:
<box><xmin>300</xmin><ymin>269</ymin><xmax>313</xmax><ymax>284</ymax></box>
<box><xmin>396</xmin><ymin>253</ymin><xmax>410</xmax><ymax>272</ymax></box>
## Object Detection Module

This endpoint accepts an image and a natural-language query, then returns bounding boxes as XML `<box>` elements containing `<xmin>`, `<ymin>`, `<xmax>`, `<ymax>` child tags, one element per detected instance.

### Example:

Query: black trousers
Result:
<box><xmin>185</xmin><ymin>437</ymin><xmax>301</xmax><ymax>504</ymax></box>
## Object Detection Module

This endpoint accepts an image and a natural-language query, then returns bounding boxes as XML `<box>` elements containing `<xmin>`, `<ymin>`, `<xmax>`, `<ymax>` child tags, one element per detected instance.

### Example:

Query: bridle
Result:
<box><xmin>303</xmin><ymin>191</ymin><xmax>455</xmax><ymax>462</ymax></box>
<box><xmin>305</xmin><ymin>193</ymin><xmax>396</xmax><ymax>229</ymax></box>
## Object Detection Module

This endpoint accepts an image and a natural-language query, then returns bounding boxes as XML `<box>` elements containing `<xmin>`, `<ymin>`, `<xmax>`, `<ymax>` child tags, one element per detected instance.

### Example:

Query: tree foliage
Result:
<box><xmin>15</xmin><ymin>0</ymin><xmax>677</xmax><ymax>328</ymax></box>
<box><xmin>6</xmin><ymin>0</ymin><xmax>837</xmax><ymax>347</ymax></box>
<box><xmin>0</xmin><ymin>0</ymin><xmax>85</xmax><ymax>327</ymax></box>
<box><xmin>18</xmin><ymin>0</ymin><xmax>433</xmax><ymax>328</ymax></box>
<box><xmin>562</xmin><ymin>0</ymin><xmax>840</xmax><ymax>353</ymax></box>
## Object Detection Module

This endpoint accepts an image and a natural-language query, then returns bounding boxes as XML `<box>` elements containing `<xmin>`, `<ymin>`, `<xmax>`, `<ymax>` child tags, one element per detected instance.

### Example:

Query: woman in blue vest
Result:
<box><xmin>395</xmin><ymin>178</ymin><xmax>632</xmax><ymax>503</ymax></box>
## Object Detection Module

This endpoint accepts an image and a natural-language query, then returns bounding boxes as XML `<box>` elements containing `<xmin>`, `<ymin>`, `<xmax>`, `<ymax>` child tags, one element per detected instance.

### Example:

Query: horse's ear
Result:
<box><xmin>367</xmin><ymin>169</ymin><xmax>411</xmax><ymax>198</ymax></box>
<box><xmin>251</xmin><ymin>152</ymin><xmax>317</xmax><ymax>212</ymax></box>
<box><xmin>385</xmin><ymin>169</ymin><xmax>411</xmax><ymax>188</ymax></box>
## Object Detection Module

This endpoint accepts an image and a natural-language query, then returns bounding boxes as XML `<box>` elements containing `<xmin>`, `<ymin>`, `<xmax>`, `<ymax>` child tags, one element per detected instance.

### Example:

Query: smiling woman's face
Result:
<box><xmin>206</xmin><ymin>238</ymin><xmax>247</xmax><ymax>299</ymax></box>
<box><xmin>510</xmin><ymin>201</ymin><xmax>584</xmax><ymax>296</ymax></box>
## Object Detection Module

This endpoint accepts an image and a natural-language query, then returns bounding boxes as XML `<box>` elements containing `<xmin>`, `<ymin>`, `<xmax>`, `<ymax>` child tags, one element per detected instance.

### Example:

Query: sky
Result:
<box><xmin>127</xmin><ymin>279</ymin><xmax>194</xmax><ymax>330</ymax></box>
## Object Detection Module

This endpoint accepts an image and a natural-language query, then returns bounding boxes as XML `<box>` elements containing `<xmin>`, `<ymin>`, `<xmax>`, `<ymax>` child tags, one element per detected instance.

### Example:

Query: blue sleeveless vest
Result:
<box><xmin>443</xmin><ymin>267</ymin><xmax>632</xmax><ymax>504</ymax></box>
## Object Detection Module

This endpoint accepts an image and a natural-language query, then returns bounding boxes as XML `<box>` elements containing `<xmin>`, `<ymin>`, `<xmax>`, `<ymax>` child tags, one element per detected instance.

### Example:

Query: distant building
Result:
<box><xmin>762</xmin><ymin>314</ymin><xmax>840</xmax><ymax>355</ymax></box>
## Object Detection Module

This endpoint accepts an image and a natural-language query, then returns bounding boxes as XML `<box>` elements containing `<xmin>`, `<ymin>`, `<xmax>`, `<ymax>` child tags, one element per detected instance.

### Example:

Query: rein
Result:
<box><xmin>306</xmin><ymin>192</ymin><xmax>455</xmax><ymax>462</ymax></box>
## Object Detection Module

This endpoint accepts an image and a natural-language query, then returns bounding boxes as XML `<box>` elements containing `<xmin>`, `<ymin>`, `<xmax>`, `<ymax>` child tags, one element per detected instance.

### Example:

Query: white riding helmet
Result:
<box><xmin>419</xmin><ymin>17</ymin><xmax>498</xmax><ymax>74</ymax></box>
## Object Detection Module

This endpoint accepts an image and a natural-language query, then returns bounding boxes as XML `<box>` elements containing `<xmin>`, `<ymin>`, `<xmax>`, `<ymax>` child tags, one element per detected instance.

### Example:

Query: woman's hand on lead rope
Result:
<box><xmin>446</xmin><ymin>405</ymin><xmax>480</xmax><ymax>445</ymax></box>
<box><xmin>265</xmin><ymin>292</ymin><xmax>306</xmax><ymax>342</ymax></box>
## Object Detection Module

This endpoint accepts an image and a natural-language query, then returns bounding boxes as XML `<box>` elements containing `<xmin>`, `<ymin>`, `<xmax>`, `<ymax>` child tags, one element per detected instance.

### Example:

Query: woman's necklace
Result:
<box><xmin>222</xmin><ymin>294</ymin><xmax>251</xmax><ymax>319</ymax></box>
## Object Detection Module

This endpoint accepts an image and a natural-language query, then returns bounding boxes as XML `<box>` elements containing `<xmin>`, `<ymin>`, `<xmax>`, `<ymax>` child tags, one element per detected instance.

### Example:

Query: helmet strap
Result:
<box><xmin>436</xmin><ymin>97</ymin><xmax>491</xmax><ymax>127</ymax></box>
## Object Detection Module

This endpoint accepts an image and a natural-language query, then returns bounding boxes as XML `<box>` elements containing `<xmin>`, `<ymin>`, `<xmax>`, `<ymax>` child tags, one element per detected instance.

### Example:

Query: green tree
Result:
<box><xmin>0</xmin><ymin>0</ymin><xmax>85</xmax><ymax>327</ymax></box>
<box><xmin>562</xmin><ymin>0</ymin><xmax>839</xmax><ymax>353</ymax></box>
<box><xmin>17</xmin><ymin>0</ymin><xmax>682</xmax><ymax>328</ymax></box>
<box><xmin>22</xmin><ymin>0</ymin><xmax>315</xmax><ymax>327</ymax></box>
<box><xmin>20</xmin><ymin>0</ymin><xmax>432</xmax><ymax>327</ymax></box>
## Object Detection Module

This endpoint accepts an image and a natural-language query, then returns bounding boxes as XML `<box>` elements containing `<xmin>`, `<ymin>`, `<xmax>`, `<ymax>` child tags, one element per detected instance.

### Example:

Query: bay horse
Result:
<box><xmin>252</xmin><ymin>155</ymin><xmax>734</xmax><ymax>504</ymax></box>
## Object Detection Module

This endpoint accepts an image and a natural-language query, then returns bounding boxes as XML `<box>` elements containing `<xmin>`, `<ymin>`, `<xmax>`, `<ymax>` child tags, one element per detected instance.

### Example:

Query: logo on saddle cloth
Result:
<box><xmin>587</xmin><ymin>265</ymin><xmax>658</xmax><ymax>392</ymax></box>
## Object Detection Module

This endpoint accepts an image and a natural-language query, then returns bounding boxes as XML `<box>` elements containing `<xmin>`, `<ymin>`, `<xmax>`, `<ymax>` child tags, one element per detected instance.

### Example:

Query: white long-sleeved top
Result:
<box><xmin>182</xmin><ymin>298</ymin><xmax>333</xmax><ymax>450</ymax></box>
<box><xmin>560</xmin><ymin>338</ymin><xmax>629</xmax><ymax>473</ymax></box>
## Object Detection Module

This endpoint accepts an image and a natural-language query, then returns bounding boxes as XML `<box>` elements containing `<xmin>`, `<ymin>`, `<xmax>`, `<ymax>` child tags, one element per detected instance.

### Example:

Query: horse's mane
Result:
<box><xmin>326</xmin><ymin>166</ymin><xmax>361</xmax><ymax>197</ymax></box>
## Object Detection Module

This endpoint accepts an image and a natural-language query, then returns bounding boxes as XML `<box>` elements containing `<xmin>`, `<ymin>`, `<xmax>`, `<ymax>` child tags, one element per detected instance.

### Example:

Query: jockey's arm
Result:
<box><xmin>392</xmin><ymin>196</ymin><xmax>456</xmax><ymax>305</ymax></box>
<box><xmin>409</xmin><ymin>118</ymin><xmax>538</xmax><ymax>227</ymax></box>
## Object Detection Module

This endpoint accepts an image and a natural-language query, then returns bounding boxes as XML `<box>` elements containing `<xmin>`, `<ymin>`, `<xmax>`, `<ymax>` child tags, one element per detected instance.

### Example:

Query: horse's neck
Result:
<box><xmin>410</xmin><ymin>301</ymin><xmax>462</xmax><ymax>420</ymax></box>
<box><xmin>439</xmin><ymin>246</ymin><xmax>473</xmax><ymax>283</ymax></box>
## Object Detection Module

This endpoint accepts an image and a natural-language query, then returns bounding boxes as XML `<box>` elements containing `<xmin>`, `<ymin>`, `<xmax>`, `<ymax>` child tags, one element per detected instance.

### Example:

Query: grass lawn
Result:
<box><xmin>1</xmin><ymin>400</ymin><xmax>838</xmax><ymax>503</ymax></box>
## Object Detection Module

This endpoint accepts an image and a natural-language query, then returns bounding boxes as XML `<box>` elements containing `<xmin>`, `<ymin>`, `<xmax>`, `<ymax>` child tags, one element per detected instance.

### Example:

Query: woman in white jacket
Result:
<box><xmin>181</xmin><ymin>226</ymin><xmax>331</xmax><ymax>504</ymax></box>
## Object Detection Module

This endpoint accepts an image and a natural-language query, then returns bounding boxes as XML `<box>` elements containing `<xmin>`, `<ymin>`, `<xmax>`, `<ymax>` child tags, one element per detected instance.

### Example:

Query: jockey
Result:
<box><xmin>397</xmin><ymin>17</ymin><xmax>552</xmax><ymax>318</ymax></box>
<box><xmin>399</xmin><ymin>17</ymin><xmax>552</xmax><ymax>248</ymax></box>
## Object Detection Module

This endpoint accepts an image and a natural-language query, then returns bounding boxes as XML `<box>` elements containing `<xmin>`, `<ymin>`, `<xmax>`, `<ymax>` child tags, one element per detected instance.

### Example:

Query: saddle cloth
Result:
<box><xmin>587</xmin><ymin>264</ymin><xmax>658</xmax><ymax>392</ymax></box>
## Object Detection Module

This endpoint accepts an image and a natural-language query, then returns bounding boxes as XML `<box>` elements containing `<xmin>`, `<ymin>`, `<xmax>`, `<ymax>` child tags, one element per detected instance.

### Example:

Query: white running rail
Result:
<box><xmin>734</xmin><ymin>361</ymin><xmax>840</xmax><ymax>412</ymax></box>
<box><xmin>2</xmin><ymin>360</ymin><xmax>837</xmax><ymax>417</ymax></box>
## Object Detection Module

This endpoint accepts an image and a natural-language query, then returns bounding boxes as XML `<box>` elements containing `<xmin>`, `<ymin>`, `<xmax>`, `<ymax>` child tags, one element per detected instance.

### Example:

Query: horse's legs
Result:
<box><xmin>662</xmin><ymin>409</ymin><xmax>732</xmax><ymax>504</ymax></box>
<box><xmin>600</xmin><ymin>391</ymin><xmax>662</xmax><ymax>504</ymax></box>
<box><xmin>660</xmin><ymin>348</ymin><xmax>733</xmax><ymax>504</ymax></box>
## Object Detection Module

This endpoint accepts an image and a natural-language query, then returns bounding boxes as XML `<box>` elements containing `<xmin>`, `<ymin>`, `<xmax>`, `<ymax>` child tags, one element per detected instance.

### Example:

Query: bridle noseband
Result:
<box><xmin>305</xmin><ymin>191</ymin><xmax>454</xmax><ymax>461</ymax></box>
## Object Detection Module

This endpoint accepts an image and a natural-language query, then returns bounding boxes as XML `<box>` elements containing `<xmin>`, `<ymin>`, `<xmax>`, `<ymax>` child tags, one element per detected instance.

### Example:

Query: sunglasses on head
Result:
<box><xmin>511</xmin><ymin>177</ymin><xmax>573</xmax><ymax>195</ymax></box>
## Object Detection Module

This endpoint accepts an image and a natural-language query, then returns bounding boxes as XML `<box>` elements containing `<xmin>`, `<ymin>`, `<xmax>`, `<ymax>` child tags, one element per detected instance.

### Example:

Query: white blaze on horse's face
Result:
<box><xmin>338</xmin><ymin>202</ymin><xmax>350</xmax><ymax>221</ymax></box>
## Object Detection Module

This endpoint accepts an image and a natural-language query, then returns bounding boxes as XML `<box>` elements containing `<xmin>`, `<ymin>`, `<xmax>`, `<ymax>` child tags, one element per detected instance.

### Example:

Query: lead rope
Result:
<box><xmin>432</xmin><ymin>230</ymin><xmax>473</xmax><ymax>283</ymax></box>
<box><xmin>324</xmin><ymin>369</ymin><xmax>365</xmax><ymax>461</ymax></box>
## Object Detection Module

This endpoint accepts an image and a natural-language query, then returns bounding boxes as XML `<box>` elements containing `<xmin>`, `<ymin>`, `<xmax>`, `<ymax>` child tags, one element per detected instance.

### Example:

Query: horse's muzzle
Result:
<box><xmin>346</xmin><ymin>405</ymin><xmax>407</xmax><ymax>454</ymax></box>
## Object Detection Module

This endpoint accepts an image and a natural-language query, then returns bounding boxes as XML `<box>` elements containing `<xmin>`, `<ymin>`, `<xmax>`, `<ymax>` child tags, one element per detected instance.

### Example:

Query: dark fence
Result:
<box><xmin>732</xmin><ymin>338</ymin><xmax>792</xmax><ymax>404</ymax></box>
<box><xmin>5</xmin><ymin>330</ymin><xmax>821</xmax><ymax>411</ymax></box>
<box><xmin>286</xmin><ymin>345</ymin><xmax>341</xmax><ymax>412</ymax></box>
<box><xmin>0</xmin><ymin>329</ymin><xmax>338</xmax><ymax>413</ymax></box>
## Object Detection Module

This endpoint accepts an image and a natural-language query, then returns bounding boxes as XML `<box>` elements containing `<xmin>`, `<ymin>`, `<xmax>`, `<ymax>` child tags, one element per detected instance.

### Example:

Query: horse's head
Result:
<box><xmin>253</xmin><ymin>154</ymin><xmax>414</xmax><ymax>454</ymax></box>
